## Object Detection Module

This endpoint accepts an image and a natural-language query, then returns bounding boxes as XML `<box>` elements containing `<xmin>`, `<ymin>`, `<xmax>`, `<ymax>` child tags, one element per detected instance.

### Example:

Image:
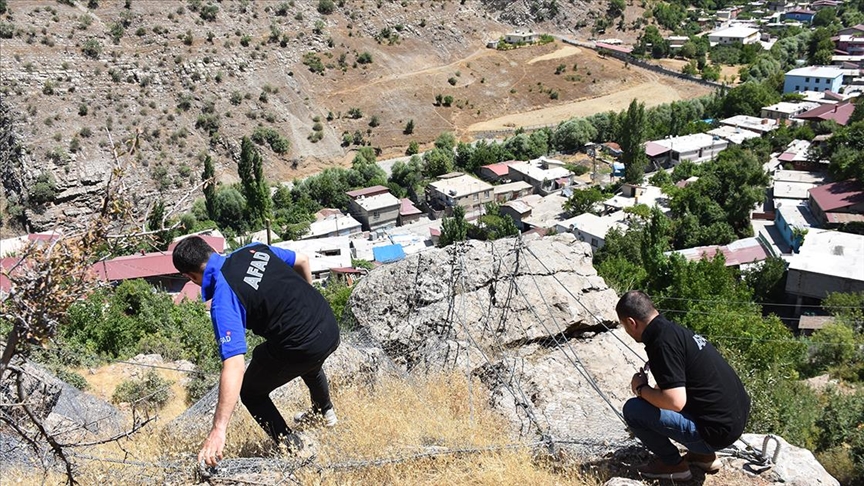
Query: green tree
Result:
<box><xmin>471</xmin><ymin>202</ymin><xmax>519</xmax><ymax>241</ymax></box>
<box><xmin>404</xmin><ymin>119</ymin><xmax>415</xmax><ymax>135</ymax></box>
<box><xmin>423</xmin><ymin>147</ymin><xmax>455</xmax><ymax>177</ymax></box>
<box><xmin>608</xmin><ymin>0</ymin><xmax>626</xmax><ymax>18</ymax></box>
<box><xmin>810</xmin><ymin>323</ymin><xmax>859</xmax><ymax>373</ymax></box>
<box><xmin>406</xmin><ymin>140</ymin><xmax>420</xmax><ymax>156</ymax></box>
<box><xmin>721</xmin><ymin>81</ymin><xmax>781</xmax><ymax>118</ymax></box>
<box><xmin>563</xmin><ymin>187</ymin><xmax>605</xmax><ymax>216</ymax></box>
<box><xmin>202</xmin><ymin>155</ymin><xmax>216</xmax><ymax>221</ymax></box>
<box><xmin>238</xmin><ymin>137</ymin><xmax>271</xmax><ymax>228</ymax></box>
<box><xmin>439</xmin><ymin>205</ymin><xmax>469</xmax><ymax>247</ymax></box>
<box><xmin>389</xmin><ymin>156</ymin><xmax>425</xmax><ymax>200</ymax></box>
<box><xmin>619</xmin><ymin>100</ymin><xmax>648</xmax><ymax>184</ymax></box>
<box><xmin>552</xmin><ymin>118</ymin><xmax>597</xmax><ymax>153</ymax></box>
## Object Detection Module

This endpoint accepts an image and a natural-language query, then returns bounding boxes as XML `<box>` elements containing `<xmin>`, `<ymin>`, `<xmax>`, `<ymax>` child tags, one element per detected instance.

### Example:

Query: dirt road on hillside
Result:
<box><xmin>467</xmin><ymin>77</ymin><xmax>713</xmax><ymax>131</ymax></box>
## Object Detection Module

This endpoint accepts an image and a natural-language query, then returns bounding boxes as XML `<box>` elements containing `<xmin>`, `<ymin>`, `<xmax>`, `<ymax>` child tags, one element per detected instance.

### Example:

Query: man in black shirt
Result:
<box><xmin>617</xmin><ymin>290</ymin><xmax>750</xmax><ymax>481</ymax></box>
<box><xmin>173</xmin><ymin>236</ymin><xmax>341</xmax><ymax>467</ymax></box>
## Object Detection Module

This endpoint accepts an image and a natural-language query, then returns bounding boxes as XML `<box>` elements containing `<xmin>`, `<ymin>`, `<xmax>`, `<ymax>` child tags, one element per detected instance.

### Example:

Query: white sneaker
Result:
<box><xmin>294</xmin><ymin>407</ymin><xmax>338</xmax><ymax>427</ymax></box>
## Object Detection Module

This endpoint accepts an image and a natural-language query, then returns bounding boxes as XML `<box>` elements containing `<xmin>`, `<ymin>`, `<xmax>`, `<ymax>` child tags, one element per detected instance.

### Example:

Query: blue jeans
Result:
<box><xmin>623</xmin><ymin>397</ymin><xmax>716</xmax><ymax>465</ymax></box>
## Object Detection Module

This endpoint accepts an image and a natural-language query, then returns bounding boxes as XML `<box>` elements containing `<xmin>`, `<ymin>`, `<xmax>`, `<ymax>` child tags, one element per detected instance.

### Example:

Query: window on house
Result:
<box><xmin>591</xmin><ymin>238</ymin><xmax>599</xmax><ymax>247</ymax></box>
<box><xmin>805</xmin><ymin>77</ymin><xmax>810</xmax><ymax>82</ymax></box>
<box><xmin>373</xmin><ymin>210</ymin><xmax>380</xmax><ymax>220</ymax></box>
<box><xmin>473</xmin><ymin>193</ymin><xmax>479</xmax><ymax>201</ymax></box>
<box><xmin>795</xmin><ymin>85</ymin><xmax>800</xmax><ymax>91</ymax></box>
<box><xmin>484</xmin><ymin>190</ymin><xmax>490</xmax><ymax>198</ymax></box>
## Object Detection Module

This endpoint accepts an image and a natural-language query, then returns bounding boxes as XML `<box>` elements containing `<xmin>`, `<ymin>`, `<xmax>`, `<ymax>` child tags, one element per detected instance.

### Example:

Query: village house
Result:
<box><xmin>425</xmin><ymin>172</ymin><xmax>494</xmax><ymax>218</ymax></box>
<box><xmin>506</xmin><ymin>157</ymin><xmax>574</xmax><ymax>196</ymax></box>
<box><xmin>398</xmin><ymin>198</ymin><xmax>424</xmax><ymax>226</ymax></box>
<box><xmin>719</xmin><ymin>115</ymin><xmax>781</xmax><ymax>134</ymax></box>
<box><xmin>760</xmin><ymin>101</ymin><xmax>821</xmax><ymax>120</ymax></box>
<box><xmin>781</xmin><ymin>8</ymin><xmax>816</xmax><ymax>23</ymax></box>
<box><xmin>794</xmin><ymin>100</ymin><xmax>856</xmax><ymax>126</ymax></box>
<box><xmin>707</xmin><ymin>125</ymin><xmax>762</xmax><ymax>145</ymax></box>
<box><xmin>708</xmin><ymin>25</ymin><xmax>759</xmax><ymax>46</ymax></box>
<box><xmin>275</xmin><ymin>236</ymin><xmax>352</xmax><ymax>281</ymax></box>
<box><xmin>774</xmin><ymin>203</ymin><xmax>819</xmax><ymax>252</ymax></box>
<box><xmin>835</xmin><ymin>35</ymin><xmax>864</xmax><ymax>56</ymax></box>
<box><xmin>808</xmin><ymin>180</ymin><xmax>864</xmax><ymax>227</ymax></box>
<box><xmin>493</xmin><ymin>180</ymin><xmax>534</xmax><ymax>202</ymax></box>
<box><xmin>554</xmin><ymin>212</ymin><xmax>627</xmax><ymax>251</ymax></box>
<box><xmin>504</xmin><ymin>31</ymin><xmax>539</xmax><ymax>44</ymax></box>
<box><xmin>644</xmin><ymin>133</ymin><xmax>728</xmax><ymax>167</ymax></box>
<box><xmin>665</xmin><ymin>237</ymin><xmax>771</xmax><ymax>270</ymax></box>
<box><xmin>346</xmin><ymin>185</ymin><xmax>401</xmax><ymax>231</ymax></box>
<box><xmin>772</xmin><ymin>169</ymin><xmax>827</xmax><ymax>207</ymax></box>
<box><xmin>783</xmin><ymin>66</ymin><xmax>845</xmax><ymax>94</ymax></box>
<box><xmin>303</xmin><ymin>209</ymin><xmax>362</xmax><ymax>240</ymax></box>
<box><xmin>479</xmin><ymin>160</ymin><xmax>518</xmax><ymax>183</ymax></box>
<box><xmin>786</xmin><ymin>230</ymin><xmax>864</xmax><ymax>312</ymax></box>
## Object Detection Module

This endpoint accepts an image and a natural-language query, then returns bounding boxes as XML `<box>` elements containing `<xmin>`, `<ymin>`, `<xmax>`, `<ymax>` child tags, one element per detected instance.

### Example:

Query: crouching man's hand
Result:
<box><xmin>631</xmin><ymin>371</ymin><xmax>649</xmax><ymax>396</ymax></box>
<box><xmin>199</xmin><ymin>426</ymin><xmax>227</xmax><ymax>467</ymax></box>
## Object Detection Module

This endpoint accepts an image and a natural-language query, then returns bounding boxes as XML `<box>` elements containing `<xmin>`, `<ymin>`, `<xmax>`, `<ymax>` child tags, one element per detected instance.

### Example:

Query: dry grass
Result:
<box><xmin>1</xmin><ymin>372</ymin><xmax>601</xmax><ymax>485</ymax></box>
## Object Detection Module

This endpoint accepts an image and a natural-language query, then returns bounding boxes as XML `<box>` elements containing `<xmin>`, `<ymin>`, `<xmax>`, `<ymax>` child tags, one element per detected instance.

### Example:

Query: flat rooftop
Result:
<box><xmin>777</xmin><ymin>203</ymin><xmax>819</xmax><ymax>228</ymax></box>
<box><xmin>651</xmin><ymin>133</ymin><xmax>723</xmax><ymax>154</ymax></box>
<box><xmin>789</xmin><ymin>229</ymin><xmax>864</xmax><ymax>282</ymax></box>
<box><xmin>428</xmin><ymin>174</ymin><xmax>494</xmax><ymax>196</ymax></box>
<box><xmin>353</xmin><ymin>192</ymin><xmax>401</xmax><ymax>211</ymax></box>
<box><xmin>719</xmin><ymin>115</ymin><xmax>780</xmax><ymax>133</ymax></box>
<box><xmin>786</xmin><ymin>65</ymin><xmax>844</xmax><ymax>79</ymax></box>
<box><xmin>507</xmin><ymin>161</ymin><xmax>572</xmax><ymax>182</ymax></box>
<box><xmin>708</xmin><ymin>126</ymin><xmax>762</xmax><ymax>145</ymax></box>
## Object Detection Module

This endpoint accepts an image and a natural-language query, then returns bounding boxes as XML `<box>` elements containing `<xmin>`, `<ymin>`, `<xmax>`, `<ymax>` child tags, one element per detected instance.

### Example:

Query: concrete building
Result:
<box><xmin>274</xmin><ymin>236</ymin><xmax>352</xmax><ymax>281</ymax></box>
<box><xmin>795</xmin><ymin>100</ymin><xmax>856</xmax><ymax>126</ymax></box>
<box><xmin>398</xmin><ymin>198</ymin><xmax>423</xmax><ymax>226</ymax></box>
<box><xmin>781</xmin><ymin>9</ymin><xmax>816</xmax><ymax>23</ymax></box>
<box><xmin>666</xmin><ymin>36</ymin><xmax>690</xmax><ymax>50</ymax></box>
<box><xmin>707</xmin><ymin>126</ymin><xmax>762</xmax><ymax>145</ymax></box>
<box><xmin>303</xmin><ymin>209</ymin><xmax>362</xmax><ymax>239</ymax></box>
<box><xmin>808</xmin><ymin>180</ymin><xmax>864</xmax><ymax>226</ymax></box>
<box><xmin>346</xmin><ymin>186</ymin><xmax>401</xmax><ymax>231</ymax></box>
<box><xmin>708</xmin><ymin>25</ymin><xmax>759</xmax><ymax>46</ymax></box>
<box><xmin>786</xmin><ymin>230</ymin><xmax>864</xmax><ymax>305</ymax></box>
<box><xmin>665</xmin><ymin>237</ymin><xmax>771</xmax><ymax>270</ymax></box>
<box><xmin>426</xmin><ymin>172</ymin><xmax>494</xmax><ymax>218</ymax></box>
<box><xmin>644</xmin><ymin>133</ymin><xmax>728</xmax><ymax>166</ymax></box>
<box><xmin>507</xmin><ymin>158</ymin><xmax>574</xmax><ymax>196</ymax></box>
<box><xmin>775</xmin><ymin>203</ymin><xmax>819</xmax><ymax>252</ymax></box>
<box><xmin>719</xmin><ymin>115</ymin><xmax>781</xmax><ymax>134</ymax></box>
<box><xmin>835</xmin><ymin>35</ymin><xmax>864</xmax><ymax>56</ymax></box>
<box><xmin>479</xmin><ymin>160</ymin><xmax>518</xmax><ymax>182</ymax></box>
<box><xmin>783</xmin><ymin>66</ymin><xmax>845</xmax><ymax>94</ymax></box>
<box><xmin>772</xmin><ymin>169</ymin><xmax>827</xmax><ymax>203</ymax></box>
<box><xmin>493</xmin><ymin>180</ymin><xmax>533</xmax><ymax>202</ymax></box>
<box><xmin>554</xmin><ymin>212</ymin><xmax>626</xmax><ymax>251</ymax></box>
<box><xmin>760</xmin><ymin>101</ymin><xmax>821</xmax><ymax>120</ymax></box>
<box><xmin>504</xmin><ymin>31</ymin><xmax>539</xmax><ymax>44</ymax></box>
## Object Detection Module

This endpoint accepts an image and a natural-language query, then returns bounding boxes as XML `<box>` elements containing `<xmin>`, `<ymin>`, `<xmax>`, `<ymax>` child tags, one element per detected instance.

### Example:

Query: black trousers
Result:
<box><xmin>239</xmin><ymin>339</ymin><xmax>338</xmax><ymax>443</ymax></box>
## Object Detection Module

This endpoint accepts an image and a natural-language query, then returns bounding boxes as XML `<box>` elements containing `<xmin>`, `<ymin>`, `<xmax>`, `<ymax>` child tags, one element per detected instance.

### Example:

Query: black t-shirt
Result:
<box><xmin>220</xmin><ymin>244</ymin><xmax>339</xmax><ymax>360</ymax></box>
<box><xmin>642</xmin><ymin>315</ymin><xmax>751</xmax><ymax>449</ymax></box>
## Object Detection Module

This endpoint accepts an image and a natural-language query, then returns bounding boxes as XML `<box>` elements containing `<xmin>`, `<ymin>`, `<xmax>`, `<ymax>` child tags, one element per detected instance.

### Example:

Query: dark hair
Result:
<box><xmin>616</xmin><ymin>290</ymin><xmax>656</xmax><ymax>322</ymax></box>
<box><xmin>172</xmin><ymin>236</ymin><xmax>215</xmax><ymax>274</ymax></box>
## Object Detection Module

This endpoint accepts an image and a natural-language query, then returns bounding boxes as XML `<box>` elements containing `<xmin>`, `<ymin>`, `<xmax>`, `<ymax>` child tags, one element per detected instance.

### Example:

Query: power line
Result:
<box><xmin>657</xmin><ymin>308</ymin><xmax>805</xmax><ymax>323</ymax></box>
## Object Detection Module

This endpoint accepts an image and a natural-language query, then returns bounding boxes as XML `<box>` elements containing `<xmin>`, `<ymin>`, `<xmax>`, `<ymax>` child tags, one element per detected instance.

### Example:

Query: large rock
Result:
<box><xmin>347</xmin><ymin>235</ymin><xmax>638</xmax><ymax>454</ymax></box>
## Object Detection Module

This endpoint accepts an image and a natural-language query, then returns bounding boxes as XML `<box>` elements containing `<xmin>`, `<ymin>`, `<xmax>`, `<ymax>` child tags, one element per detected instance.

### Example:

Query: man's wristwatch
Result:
<box><xmin>636</xmin><ymin>384</ymin><xmax>648</xmax><ymax>397</ymax></box>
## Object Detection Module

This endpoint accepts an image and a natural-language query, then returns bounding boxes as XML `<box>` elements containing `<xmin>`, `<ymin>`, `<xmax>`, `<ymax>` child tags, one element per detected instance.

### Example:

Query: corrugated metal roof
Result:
<box><xmin>809</xmin><ymin>180</ymin><xmax>864</xmax><ymax>211</ymax></box>
<box><xmin>346</xmin><ymin>185</ymin><xmax>391</xmax><ymax>199</ymax></box>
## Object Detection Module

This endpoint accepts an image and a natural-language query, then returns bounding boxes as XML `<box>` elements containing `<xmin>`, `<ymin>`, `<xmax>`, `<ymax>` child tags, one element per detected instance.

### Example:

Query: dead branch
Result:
<box><xmin>58</xmin><ymin>416</ymin><xmax>156</xmax><ymax>448</ymax></box>
<box><xmin>16</xmin><ymin>373</ymin><xmax>77</xmax><ymax>485</ymax></box>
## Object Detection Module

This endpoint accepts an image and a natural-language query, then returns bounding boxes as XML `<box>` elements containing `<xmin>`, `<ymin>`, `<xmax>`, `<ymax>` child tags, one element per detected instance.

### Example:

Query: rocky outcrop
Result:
<box><xmin>347</xmin><ymin>234</ymin><xmax>641</xmax><ymax>453</ymax></box>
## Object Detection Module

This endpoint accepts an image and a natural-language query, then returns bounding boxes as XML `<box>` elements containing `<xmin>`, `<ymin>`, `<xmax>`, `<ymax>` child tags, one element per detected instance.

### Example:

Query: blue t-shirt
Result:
<box><xmin>200</xmin><ymin>245</ymin><xmax>296</xmax><ymax>360</ymax></box>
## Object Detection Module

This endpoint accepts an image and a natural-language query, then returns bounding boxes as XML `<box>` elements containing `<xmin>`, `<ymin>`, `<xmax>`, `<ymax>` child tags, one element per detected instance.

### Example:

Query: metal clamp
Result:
<box><xmin>761</xmin><ymin>435</ymin><xmax>781</xmax><ymax>465</ymax></box>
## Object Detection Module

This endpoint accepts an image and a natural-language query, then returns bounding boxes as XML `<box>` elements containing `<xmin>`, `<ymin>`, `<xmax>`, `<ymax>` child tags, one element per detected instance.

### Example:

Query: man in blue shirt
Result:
<box><xmin>172</xmin><ymin>236</ymin><xmax>340</xmax><ymax>467</ymax></box>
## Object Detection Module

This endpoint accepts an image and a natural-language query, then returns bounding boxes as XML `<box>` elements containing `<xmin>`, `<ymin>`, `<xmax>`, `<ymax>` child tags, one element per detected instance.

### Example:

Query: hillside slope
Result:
<box><xmin>0</xmin><ymin>0</ymin><xmax>708</xmax><ymax>233</ymax></box>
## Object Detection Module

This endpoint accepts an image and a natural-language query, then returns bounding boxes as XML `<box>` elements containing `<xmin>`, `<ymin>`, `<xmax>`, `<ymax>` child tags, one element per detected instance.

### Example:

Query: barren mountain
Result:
<box><xmin>0</xmin><ymin>0</ymin><xmax>709</xmax><ymax>233</ymax></box>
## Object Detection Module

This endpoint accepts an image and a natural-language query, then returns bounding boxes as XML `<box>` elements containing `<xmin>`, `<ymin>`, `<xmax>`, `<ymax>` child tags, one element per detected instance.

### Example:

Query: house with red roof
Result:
<box><xmin>808</xmin><ymin>180</ymin><xmax>864</xmax><ymax>226</ymax></box>
<box><xmin>794</xmin><ymin>100</ymin><xmax>855</xmax><ymax>126</ymax></box>
<box><xmin>479</xmin><ymin>160</ymin><xmax>518</xmax><ymax>182</ymax></box>
<box><xmin>398</xmin><ymin>198</ymin><xmax>424</xmax><ymax>226</ymax></box>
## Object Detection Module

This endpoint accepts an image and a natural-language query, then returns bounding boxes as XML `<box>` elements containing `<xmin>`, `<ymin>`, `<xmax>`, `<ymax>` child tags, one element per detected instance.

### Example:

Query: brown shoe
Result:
<box><xmin>637</xmin><ymin>457</ymin><xmax>693</xmax><ymax>481</ymax></box>
<box><xmin>684</xmin><ymin>451</ymin><xmax>721</xmax><ymax>473</ymax></box>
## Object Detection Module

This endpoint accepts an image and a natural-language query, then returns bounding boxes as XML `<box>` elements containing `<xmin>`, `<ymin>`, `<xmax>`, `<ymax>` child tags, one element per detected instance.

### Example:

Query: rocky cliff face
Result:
<box><xmin>347</xmin><ymin>233</ymin><xmax>640</xmax><ymax>452</ymax></box>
